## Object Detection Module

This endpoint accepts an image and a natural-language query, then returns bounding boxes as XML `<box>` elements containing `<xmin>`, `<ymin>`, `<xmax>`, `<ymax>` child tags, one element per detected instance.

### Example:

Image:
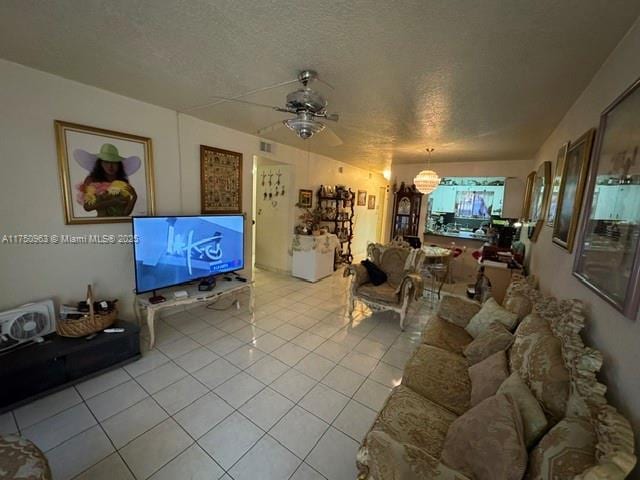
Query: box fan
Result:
<box><xmin>0</xmin><ymin>300</ymin><xmax>56</xmax><ymax>352</ymax></box>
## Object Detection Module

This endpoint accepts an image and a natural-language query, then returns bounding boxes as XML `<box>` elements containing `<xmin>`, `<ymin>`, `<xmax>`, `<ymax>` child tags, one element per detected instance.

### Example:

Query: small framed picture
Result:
<box><xmin>357</xmin><ymin>190</ymin><xmax>367</xmax><ymax>206</ymax></box>
<box><xmin>368</xmin><ymin>195</ymin><xmax>376</xmax><ymax>210</ymax></box>
<box><xmin>55</xmin><ymin>120</ymin><xmax>155</xmax><ymax>224</ymax></box>
<box><xmin>298</xmin><ymin>189</ymin><xmax>313</xmax><ymax>208</ymax></box>
<box><xmin>200</xmin><ymin>145</ymin><xmax>243</xmax><ymax>214</ymax></box>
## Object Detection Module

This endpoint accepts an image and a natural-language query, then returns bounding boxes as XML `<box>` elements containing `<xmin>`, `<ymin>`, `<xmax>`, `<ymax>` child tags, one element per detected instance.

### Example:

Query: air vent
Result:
<box><xmin>259</xmin><ymin>141</ymin><xmax>273</xmax><ymax>154</ymax></box>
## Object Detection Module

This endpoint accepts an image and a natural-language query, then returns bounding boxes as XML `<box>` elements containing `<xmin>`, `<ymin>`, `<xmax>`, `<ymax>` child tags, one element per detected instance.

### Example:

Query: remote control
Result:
<box><xmin>103</xmin><ymin>328</ymin><xmax>125</xmax><ymax>333</ymax></box>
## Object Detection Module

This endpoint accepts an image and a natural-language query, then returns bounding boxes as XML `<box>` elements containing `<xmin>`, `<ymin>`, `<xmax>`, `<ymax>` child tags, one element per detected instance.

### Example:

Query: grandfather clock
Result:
<box><xmin>391</xmin><ymin>182</ymin><xmax>423</xmax><ymax>240</ymax></box>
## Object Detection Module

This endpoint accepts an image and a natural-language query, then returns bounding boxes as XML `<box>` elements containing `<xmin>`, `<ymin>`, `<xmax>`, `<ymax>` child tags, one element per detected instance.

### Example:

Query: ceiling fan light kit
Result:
<box><xmin>414</xmin><ymin>148</ymin><xmax>440</xmax><ymax>194</ymax></box>
<box><xmin>283</xmin><ymin>112</ymin><xmax>325</xmax><ymax>139</ymax></box>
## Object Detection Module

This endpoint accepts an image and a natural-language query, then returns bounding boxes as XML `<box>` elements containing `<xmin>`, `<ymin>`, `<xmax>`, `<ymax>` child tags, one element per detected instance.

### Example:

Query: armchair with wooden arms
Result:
<box><xmin>344</xmin><ymin>243</ymin><xmax>425</xmax><ymax>330</ymax></box>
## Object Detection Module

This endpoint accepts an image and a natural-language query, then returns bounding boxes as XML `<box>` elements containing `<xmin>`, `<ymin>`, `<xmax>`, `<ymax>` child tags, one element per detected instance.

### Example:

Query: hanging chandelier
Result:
<box><xmin>414</xmin><ymin>148</ymin><xmax>440</xmax><ymax>194</ymax></box>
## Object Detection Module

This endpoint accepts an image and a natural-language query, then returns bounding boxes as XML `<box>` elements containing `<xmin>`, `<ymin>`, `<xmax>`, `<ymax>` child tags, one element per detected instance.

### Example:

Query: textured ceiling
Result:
<box><xmin>1</xmin><ymin>1</ymin><xmax>639</xmax><ymax>172</ymax></box>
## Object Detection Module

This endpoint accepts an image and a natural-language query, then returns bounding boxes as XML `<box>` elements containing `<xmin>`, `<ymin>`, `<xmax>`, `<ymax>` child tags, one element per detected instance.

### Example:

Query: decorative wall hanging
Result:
<box><xmin>552</xmin><ymin>129</ymin><xmax>595</xmax><ymax>252</ymax></box>
<box><xmin>546</xmin><ymin>143</ymin><xmax>569</xmax><ymax>226</ymax></box>
<box><xmin>298</xmin><ymin>189</ymin><xmax>313</xmax><ymax>208</ymax></box>
<box><xmin>574</xmin><ymin>77</ymin><xmax>640</xmax><ymax>319</ymax></box>
<box><xmin>357</xmin><ymin>190</ymin><xmax>367</xmax><ymax>206</ymax></box>
<box><xmin>55</xmin><ymin>120</ymin><xmax>155</xmax><ymax>224</ymax></box>
<box><xmin>522</xmin><ymin>171</ymin><xmax>536</xmax><ymax>219</ymax></box>
<box><xmin>368</xmin><ymin>195</ymin><xmax>376</xmax><ymax>210</ymax></box>
<box><xmin>527</xmin><ymin>161</ymin><xmax>551</xmax><ymax>241</ymax></box>
<box><xmin>200</xmin><ymin>145</ymin><xmax>242</xmax><ymax>213</ymax></box>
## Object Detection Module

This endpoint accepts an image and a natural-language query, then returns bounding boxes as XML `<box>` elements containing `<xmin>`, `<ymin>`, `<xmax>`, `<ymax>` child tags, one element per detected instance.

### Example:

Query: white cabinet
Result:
<box><xmin>592</xmin><ymin>185</ymin><xmax>640</xmax><ymax>222</ymax></box>
<box><xmin>430</xmin><ymin>186</ymin><xmax>456</xmax><ymax>213</ymax></box>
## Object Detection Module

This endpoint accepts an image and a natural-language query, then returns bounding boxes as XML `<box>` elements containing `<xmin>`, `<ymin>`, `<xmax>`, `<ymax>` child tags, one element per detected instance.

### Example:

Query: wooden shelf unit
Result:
<box><xmin>317</xmin><ymin>186</ymin><xmax>354</xmax><ymax>267</ymax></box>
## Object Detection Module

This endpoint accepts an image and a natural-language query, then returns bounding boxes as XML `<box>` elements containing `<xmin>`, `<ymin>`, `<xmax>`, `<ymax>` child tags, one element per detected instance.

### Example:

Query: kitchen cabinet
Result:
<box><xmin>593</xmin><ymin>185</ymin><xmax>640</xmax><ymax>221</ymax></box>
<box><xmin>430</xmin><ymin>186</ymin><xmax>456</xmax><ymax>213</ymax></box>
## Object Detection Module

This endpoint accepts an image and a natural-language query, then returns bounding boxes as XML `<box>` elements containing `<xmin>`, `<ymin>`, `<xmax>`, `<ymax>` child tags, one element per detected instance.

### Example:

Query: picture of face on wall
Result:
<box><xmin>357</xmin><ymin>190</ymin><xmax>367</xmax><ymax>206</ymax></box>
<box><xmin>55</xmin><ymin>121</ymin><xmax>155</xmax><ymax>224</ymax></box>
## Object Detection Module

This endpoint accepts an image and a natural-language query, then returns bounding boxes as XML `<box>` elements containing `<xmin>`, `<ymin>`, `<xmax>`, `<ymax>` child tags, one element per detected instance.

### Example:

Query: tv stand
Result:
<box><xmin>134</xmin><ymin>278</ymin><xmax>254</xmax><ymax>349</ymax></box>
<box><xmin>149</xmin><ymin>290</ymin><xmax>166</xmax><ymax>304</ymax></box>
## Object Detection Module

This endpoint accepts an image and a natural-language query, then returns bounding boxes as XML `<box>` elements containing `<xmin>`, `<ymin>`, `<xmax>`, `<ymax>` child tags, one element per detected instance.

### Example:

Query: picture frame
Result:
<box><xmin>522</xmin><ymin>171</ymin><xmax>536</xmax><ymax>219</ymax></box>
<box><xmin>357</xmin><ymin>190</ymin><xmax>367</xmax><ymax>206</ymax></box>
<box><xmin>55</xmin><ymin>120</ymin><xmax>155</xmax><ymax>225</ymax></box>
<box><xmin>368</xmin><ymin>195</ymin><xmax>376</xmax><ymax>210</ymax></box>
<box><xmin>546</xmin><ymin>142</ymin><xmax>569</xmax><ymax>226</ymax></box>
<box><xmin>527</xmin><ymin>161</ymin><xmax>552</xmax><ymax>242</ymax></box>
<box><xmin>200</xmin><ymin>145</ymin><xmax>242</xmax><ymax>214</ymax></box>
<box><xmin>552</xmin><ymin>129</ymin><xmax>595</xmax><ymax>252</ymax></box>
<box><xmin>574</xmin><ymin>77</ymin><xmax>640</xmax><ymax>319</ymax></box>
<box><xmin>298</xmin><ymin>189</ymin><xmax>313</xmax><ymax>208</ymax></box>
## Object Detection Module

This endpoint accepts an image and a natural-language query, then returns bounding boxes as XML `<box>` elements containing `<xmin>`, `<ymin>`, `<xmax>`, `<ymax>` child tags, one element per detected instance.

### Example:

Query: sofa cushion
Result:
<box><xmin>503</xmin><ymin>294</ymin><xmax>533</xmax><ymax>321</ymax></box>
<box><xmin>364</xmin><ymin>430</ymin><xmax>471</xmax><ymax>480</ymax></box>
<box><xmin>509</xmin><ymin>314</ymin><xmax>552</xmax><ymax>375</ymax></box>
<box><xmin>497</xmin><ymin>373</ymin><xmax>548</xmax><ymax>447</ymax></box>
<box><xmin>379</xmin><ymin>248</ymin><xmax>410</xmax><ymax>287</ymax></box>
<box><xmin>525</xmin><ymin>417</ymin><xmax>596</xmax><ymax>479</ymax></box>
<box><xmin>368</xmin><ymin>385</ymin><xmax>458</xmax><ymax>459</ymax></box>
<box><xmin>0</xmin><ymin>434</ymin><xmax>51</xmax><ymax>480</ymax></box>
<box><xmin>465</xmin><ymin>297</ymin><xmax>518</xmax><ymax>338</ymax></box>
<box><xmin>441</xmin><ymin>394</ymin><xmax>528</xmax><ymax>480</ymax></box>
<box><xmin>468</xmin><ymin>350</ymin><xmax>509</xmax><ymax>406</ymax></box>
<box><xmin>463</xmin><ymin>322</ymin><xmax>513</xmax><ymax>365</ymax></box>
<box><xmin>437</xmin><ymin>295</ymin><xmax>481</xmax><ymax>328</ymax></box>
<box><xmin>422</xmin><ymin>315</ymin><xmax>473</xmax><ymax>355</ymax></box>
<box><xmin>402</xmin><ymin>345</ymin><xmax>470</xmax><ymax>416</ymax></box>
<box><xmin>357</xmin><ymin>282</ymin><xmax>399</xmax><ymax>304</ymax></box>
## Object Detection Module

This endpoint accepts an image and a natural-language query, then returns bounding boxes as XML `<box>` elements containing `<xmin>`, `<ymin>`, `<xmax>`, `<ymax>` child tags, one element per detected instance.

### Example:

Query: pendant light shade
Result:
<box><xmin>413</xmin><ymin>147</ymin><xmax>439</xmax><ymax>194</ymax></box>
<box><xmin>414</xmin><ymin>169</ymin><xmax>440</xmax><ymax>194</ymax></box>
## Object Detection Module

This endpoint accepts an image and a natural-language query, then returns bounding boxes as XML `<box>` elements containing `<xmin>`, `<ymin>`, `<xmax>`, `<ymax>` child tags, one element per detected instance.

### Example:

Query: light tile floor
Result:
<box><xmin>2</xmin><ymin>268</ymin><xmax>437</xmax><ymax>480</ymax></box>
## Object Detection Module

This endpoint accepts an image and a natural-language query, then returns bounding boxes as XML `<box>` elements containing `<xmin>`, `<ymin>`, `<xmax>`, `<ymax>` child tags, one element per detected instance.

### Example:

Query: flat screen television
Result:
<box><xmin>132</xmin><ymin>214</ymin><xmax>245</xmax><ymax>294</ymax></box>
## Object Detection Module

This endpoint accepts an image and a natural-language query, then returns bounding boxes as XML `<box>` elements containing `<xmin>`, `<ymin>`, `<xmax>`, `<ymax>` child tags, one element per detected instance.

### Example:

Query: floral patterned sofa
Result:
<box><xmin>356</xmin><ymin>276</ymin><xmax>637</xmax><ymax>480</ymax></box>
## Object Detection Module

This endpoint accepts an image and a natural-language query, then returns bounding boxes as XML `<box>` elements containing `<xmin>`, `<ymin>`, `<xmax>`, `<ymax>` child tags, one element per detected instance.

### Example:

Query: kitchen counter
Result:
<box><xmin>425</xmin><ymin>230</ymin><xmax>489</xmax><ymax>242</ymax></box>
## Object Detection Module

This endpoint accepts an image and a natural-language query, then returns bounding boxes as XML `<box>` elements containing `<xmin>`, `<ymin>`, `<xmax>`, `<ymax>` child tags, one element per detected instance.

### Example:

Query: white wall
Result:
<box><xmin>390</xmin><ymin>159</ymin><xmax>533</xmax><ymax>241</ymax></box>
<box><xmin>0</xmin><ymin>59</ymin><xmax>386</xmax><ymax>320</ymax></box>
<box><xmin>528</xmin><ymin>19</ymin><xmax>640</xmax><ymax>467</ymax></box>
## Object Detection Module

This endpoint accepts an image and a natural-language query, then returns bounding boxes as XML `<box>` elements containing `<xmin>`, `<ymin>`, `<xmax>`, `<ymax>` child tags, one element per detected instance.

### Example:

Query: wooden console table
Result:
<box><xmin>134</xmin><ymin>279</ymin><xmax>255</xmax><ymax>349</ymax></box>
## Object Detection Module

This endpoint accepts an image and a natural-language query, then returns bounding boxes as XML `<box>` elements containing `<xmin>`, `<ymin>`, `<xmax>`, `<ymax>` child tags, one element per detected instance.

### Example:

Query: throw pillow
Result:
<box><xmin>526</xmin><ymin>417</ymin><xmax>596</xmax><ymax>479</ymax></box>
<box><xmin>463</xmin><ymin>322</ymin><xmax>514</xmax><ymax>365</ymax></box>
<box><xmin>361</xmin><ymin>259</ymin><xmax>387</xmax><ymax>286</ymax></box>
<box><xmin>465</xmin><ymin>297</ymin><xmax>518</xmax><ymax>338</ymax></box>
<box><xmin>469</xmin><ymin>350</ymin><xmax>509</xmax><ymax>406</ymax></box>
<box><xmin>441</xmin><ymin>394</ymin><xmax>528</xmax><ymax>480</ymax></box>
<box><xmin>437</xmin><ymin>295</ymin><xmax>481</xmax><ymax>328</ymax></box>
<box><xmin>503</xmin><ymin>294</ymin><xmax>532</xmax><ymax>321</ymax></box>
<box><xmin>497</xmin><ymin>373</ymin><xmax>548</xmax><ymax>447</ymax></box>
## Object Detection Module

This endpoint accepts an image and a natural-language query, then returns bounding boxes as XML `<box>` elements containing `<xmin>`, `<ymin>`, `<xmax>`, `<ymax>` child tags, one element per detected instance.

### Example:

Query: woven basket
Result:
<box><xmin>56</xmin><ymin>285</ymin><xmax>117</xmax><ymax>337</ymax></box>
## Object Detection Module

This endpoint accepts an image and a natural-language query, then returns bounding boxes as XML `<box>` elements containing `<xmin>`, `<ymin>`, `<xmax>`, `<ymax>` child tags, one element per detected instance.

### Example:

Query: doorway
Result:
<box><xmin>253</xmin><ymin>156</ymin><xmax>293</xmax><ymax>273</ymax></box>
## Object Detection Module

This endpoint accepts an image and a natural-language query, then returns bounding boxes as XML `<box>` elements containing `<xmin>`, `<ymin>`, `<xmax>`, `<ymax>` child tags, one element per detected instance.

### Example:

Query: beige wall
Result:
<box><xmin>0</xmin><ymin>59</ymin><xmax>386</xmax><ymax>320</ymax></box>
<box><xmin>528</xmin><ymin>19</ymin><xmax>640</xmax><ymax>468</ymax></box>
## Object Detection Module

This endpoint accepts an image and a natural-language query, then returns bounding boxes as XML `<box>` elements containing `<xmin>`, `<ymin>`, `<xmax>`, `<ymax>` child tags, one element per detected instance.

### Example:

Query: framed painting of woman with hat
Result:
<box><xmin>55</xmin><ymin>120</ymin><xmax>155</xmax><ymax>224</ymax></box>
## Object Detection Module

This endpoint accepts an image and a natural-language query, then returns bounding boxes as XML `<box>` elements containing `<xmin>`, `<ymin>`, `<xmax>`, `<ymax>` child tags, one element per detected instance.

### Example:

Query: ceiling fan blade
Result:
<box><xmin>324</xmin><ymin>113</ymin><xmax>340</xmax><ymax>122</ymax></box>
<box><xmin>186</xmin><ymin>96</ymin><xmax>284</xmax><ymax>112</ymax></box>
<box><xmin>257</xmin><ymin>120</ymin><xmax>285</xmax><ymax>137</ymax></box>
<box><xmin>321</xmin><ymin>126</ymin><xmax>343</xmax><ymax>147</ymax></box>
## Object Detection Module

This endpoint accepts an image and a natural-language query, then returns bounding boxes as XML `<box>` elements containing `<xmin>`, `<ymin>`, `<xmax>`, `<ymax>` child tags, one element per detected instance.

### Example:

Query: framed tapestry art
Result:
<box><xmin>298</xmin><ymin>189</ymin><xmax>313</xmax><ymax>208</ymax></box>
<box><xmin>200</xmin><ymin>145</ymin><xmax>242</xmax><ymax>214</ymax></box>
<box><xmin>552</xmin><ymin>129</ymin><xmax>595</xmax><ymax>252</ymax></box>
<box><xmin>574</xmin><ymin>77</ymin><xmax>640</xmax><ymax>319</ymax></box>
<box><xmin>55</xmin><ymin>120</ymin><xmax>155</xmax><ymax>225</ymax></box>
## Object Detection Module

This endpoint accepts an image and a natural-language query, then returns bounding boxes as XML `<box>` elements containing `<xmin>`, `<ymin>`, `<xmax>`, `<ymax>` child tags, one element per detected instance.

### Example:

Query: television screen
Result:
<box><xmin>132</xmin><ymin>215</ymin><xmax>245</xmax><ymax>293</ymax></box>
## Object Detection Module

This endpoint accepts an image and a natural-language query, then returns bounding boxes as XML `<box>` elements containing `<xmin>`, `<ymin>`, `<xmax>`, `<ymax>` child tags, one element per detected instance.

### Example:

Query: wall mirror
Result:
<box><xmin>574</xmin><ymin>77</ymin><xmax>640</xmax><ymax>319</ymax></box>
<box><xmin>527</xmin><ymin>161</ymin><xmax>551</xmax><ymax>241</ymax></box>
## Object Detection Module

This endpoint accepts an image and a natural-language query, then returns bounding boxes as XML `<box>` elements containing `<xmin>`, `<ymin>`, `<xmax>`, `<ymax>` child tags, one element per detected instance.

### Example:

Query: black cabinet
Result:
<box><xmin>1</xmin><ymin>320</ymin><xmax>140</xmax><ymax>412</ymax></box>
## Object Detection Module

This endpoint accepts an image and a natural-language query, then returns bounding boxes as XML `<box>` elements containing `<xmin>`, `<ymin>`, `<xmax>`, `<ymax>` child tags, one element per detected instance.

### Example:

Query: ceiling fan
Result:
<box><xmin>187</xmin><ymin>70</ymin><xmax>342</xmax><ymax>144</ymax></box>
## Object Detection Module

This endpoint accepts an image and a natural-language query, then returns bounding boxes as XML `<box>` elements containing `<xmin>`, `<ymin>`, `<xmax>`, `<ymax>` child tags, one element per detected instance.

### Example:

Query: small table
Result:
<box><xmin>422</xmin><ymin>245</ymin><xmax>452</xmax><ymax>260</ymax></box>
<box><xmin>421</xmin><ymin>246</ymin><xmax>452</xmax><ymax>302</ymax></box>
<box><xmin>135</xmin><ymin>279</ymin><xmax>254</xmax><ymax>349</ymax></box>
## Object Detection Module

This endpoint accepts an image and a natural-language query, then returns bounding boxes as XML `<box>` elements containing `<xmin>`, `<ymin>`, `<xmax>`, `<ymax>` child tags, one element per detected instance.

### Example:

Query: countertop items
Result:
<box><xmin>425</xmin><ymin>229</ymin><xmax>488</xmax><ymax>241</ymax></box>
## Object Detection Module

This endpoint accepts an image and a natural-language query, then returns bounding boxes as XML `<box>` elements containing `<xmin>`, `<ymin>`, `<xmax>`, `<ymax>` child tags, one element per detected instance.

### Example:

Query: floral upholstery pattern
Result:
<box><xmin>503</xmin><ymin>294</ymin><xmax>533</xmax><ymax>321</ymax></box>
<box><xmin>441</xmin><ymin>394</ymin><xmax>528</xmax><ymax>480</ymax></box>
<box><xmin>508</xmin><ymin>314</ymin><xmax>553</xmax><ymax>377</ymax></box>
<box><xmin>402</xmin><ymin>345</ymin><xmax>470</xmax><ymax>415</ymax></box>
<box><xmin>465</xmin><ymin>297</ymin><xmax>518</xmax><ymax>338</ymax></box>
<box><xmin>380</xmin><ymin>248</ymin><xmax>411</xmax><ymax>287</ymax></box>
<box><xmin>422</xmin><ymin>315</ymin><xmax>473</xmax><ymax>355</ymax></box>
<box><xmin>0</xmin><ymin>435</ymin><xmax>51</xmax><ymax>480</ymax></box>
<box><xmin>437</xmin><ymin>295</ymin><xmax>481</xmax><ymax>328</ymax></box>
<box><xmin>497</xmin><ymin>372</ymin><xmax>549</xmax><ymax>447</ymax></box>
<box><xmin>468</xmin><ymin>350</ymin><xmax>509</xmax><ymax>406</ymax></box>
<box><xmin>526</xmin><ymin>417</ymin><xmax>596</xmax><ymax>479</ymax></box>
<box><xmin>463</xmin><ymin>321</ymin><xmax>513</xmax><ymax>365</ymax></box>
<box><xmin>364</xmin><ymin>430</ymin><xmax>471</xmax><ymax>480</ymax></box>
<box><xmin>358</xmin><ymin>283</ymin><xmax>399</xmax><ymax>304</ymax></box>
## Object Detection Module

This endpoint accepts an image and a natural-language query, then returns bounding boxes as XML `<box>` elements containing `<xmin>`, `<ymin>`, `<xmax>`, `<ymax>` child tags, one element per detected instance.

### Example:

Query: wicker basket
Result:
<box><xmin>56</xmin><ymin>285</ymin><xmax>117</xmax><ymax>337</ymax></box>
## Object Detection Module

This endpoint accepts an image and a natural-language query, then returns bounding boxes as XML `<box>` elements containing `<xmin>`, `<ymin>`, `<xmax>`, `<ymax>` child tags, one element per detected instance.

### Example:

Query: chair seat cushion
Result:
<box><xmin>0</xmin><ymin>435</ymin><xmax>51</xmax><ymax>480</ymax></box>
<box><xmin>357</xmin><ymin>282</ymin><xmax>399</xmax><ymax>304</ymax></box>
<box><xmin>422</xmin><ymin>315</ymin><xmax>473</xmax><ymax>355</ymax></box>
<box><xmin>366</xmin><ymin>385</ymin><xmax>459</xmax><ymax>459</ymax></box>
<box><xmin>402</xmin><ymin>345</ymin><xmax>471</xmax><ymax>416</ymax></box>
